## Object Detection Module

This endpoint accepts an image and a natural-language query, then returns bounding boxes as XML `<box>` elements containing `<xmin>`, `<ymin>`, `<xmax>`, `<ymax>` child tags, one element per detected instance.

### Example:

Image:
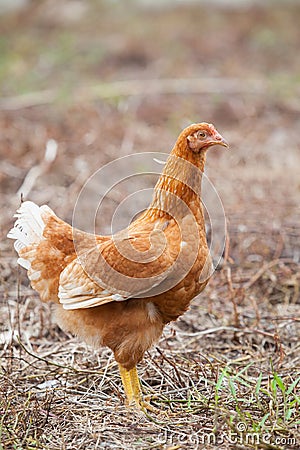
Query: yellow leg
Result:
<box><xmin>118</xmin><ymin>364</ymin><xmax>158</xmax><ymax>413</ymax></box>
<box><xmin>118</xmin><ymin>364</ymin><xmax>141</xmax><ymax>406</ymax></box>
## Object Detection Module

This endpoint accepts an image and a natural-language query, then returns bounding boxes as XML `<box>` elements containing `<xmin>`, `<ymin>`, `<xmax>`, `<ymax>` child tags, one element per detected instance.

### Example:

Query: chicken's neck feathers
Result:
<box><xmin>146</xmin><ymin>144</ymin><xmax>206</xmax><ymax>221</ymax></box>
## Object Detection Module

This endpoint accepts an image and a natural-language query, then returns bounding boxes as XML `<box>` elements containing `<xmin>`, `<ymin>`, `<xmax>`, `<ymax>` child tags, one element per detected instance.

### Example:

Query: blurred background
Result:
<box><xmin>0</xmin><ymin>1</ymin><xmax>299</xmax><ymax>447</ymax></box>
<box><xmin>1</xmin><ymin>0</ymin><xmax>300</xmax><ymax>336</ymax></box>
<box><xmin>0</xmin><ymin>0</ymin><xmax>299</xmax><ymax>235</ymax></box>
<box><xmin>1</xmin><ymin>0</ymin><xmax>299</xmax><ymax>321</ymax></box>
<box><xmin>0</xmin><ymin>0</ymin><xmax>299</xmax><ymax>237</ymax></box>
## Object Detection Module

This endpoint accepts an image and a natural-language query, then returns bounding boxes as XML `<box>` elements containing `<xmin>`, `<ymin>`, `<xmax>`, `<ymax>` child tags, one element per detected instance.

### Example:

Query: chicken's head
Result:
<box><xmin>185</xmin><ymin>123</ymin><xmax>228</xmax><ymax>153</ymax></box>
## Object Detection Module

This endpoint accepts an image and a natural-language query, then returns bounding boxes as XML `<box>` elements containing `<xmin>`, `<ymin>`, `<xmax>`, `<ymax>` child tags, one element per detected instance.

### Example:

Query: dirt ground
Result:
<box><xmin>0</xmin><ymin>1</ymin><xmax>299</xmax><ymax>449</ymax></box>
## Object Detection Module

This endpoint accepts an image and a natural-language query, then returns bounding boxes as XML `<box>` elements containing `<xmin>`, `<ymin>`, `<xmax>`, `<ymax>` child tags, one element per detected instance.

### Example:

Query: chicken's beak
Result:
<box><xmin>212</xmin><ymin>133</ymin><xmax>229</xmax><ymax>149</ymax></box>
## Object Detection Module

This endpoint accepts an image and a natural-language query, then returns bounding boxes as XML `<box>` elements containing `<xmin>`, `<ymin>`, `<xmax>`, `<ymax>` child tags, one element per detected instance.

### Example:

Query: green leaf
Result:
<box><xmin>286</xmin><ymin>376</ymin><xmax>300</xmax><ymax>396</ymax></box>
<box><xmin>216</xmin><ymin>367</ymin><xmax>228</xmax><ymax>392</ymax></box>
<box><xmin>257</xmin><ymin>412</ymin><xmax>270</xmax><ymax>430</ymax></box>
<box><xmin>273</xmin><ymin>373</ymin><xmax>286</xmax><ymax>393</ymax></box>
<box><xmin>271</xmin><ymin>378</ymin><xmax>277</xmax><ymax>396</ymax></box>
<box><xmin>229</xmin><ymin>378</ymin><xmax>237</xmax><ymax>399</ymax></box>
<box><xmin>255</xmin><ymin>372</ymin><xmax>263</xmax><ymax>395</ymax></box>
<box><xmin>285</xmin><ymin>408</ymin><xmax>293</xmax><ymax>421</ymax></box>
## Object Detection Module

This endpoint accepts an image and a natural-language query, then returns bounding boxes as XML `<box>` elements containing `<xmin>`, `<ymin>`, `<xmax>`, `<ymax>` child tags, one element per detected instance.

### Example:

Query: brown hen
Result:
<box><xmin>8</xmin><ymin>123</ymin><xmax>228</xmax><ymax>411</ymax></box>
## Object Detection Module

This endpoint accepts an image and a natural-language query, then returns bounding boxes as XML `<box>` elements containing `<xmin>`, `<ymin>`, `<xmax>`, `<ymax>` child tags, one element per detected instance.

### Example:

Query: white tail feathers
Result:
<box><xmin>7</xmin><ymin>201</ymin><xmax>47</xmax><ymax>261</ymax></box>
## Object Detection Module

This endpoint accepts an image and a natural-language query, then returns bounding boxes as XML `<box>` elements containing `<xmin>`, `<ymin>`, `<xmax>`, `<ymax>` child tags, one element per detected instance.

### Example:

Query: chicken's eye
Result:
<box><xmin>197</xmin><ymin>131</ymin><xmax>207</xmax><ymax>139</ymax></box>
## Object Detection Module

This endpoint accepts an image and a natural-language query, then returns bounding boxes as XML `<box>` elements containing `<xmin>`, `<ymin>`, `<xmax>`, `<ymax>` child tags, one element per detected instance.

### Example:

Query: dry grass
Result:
<box><xmin>1</xmin><ymin>245</ymin><xmax>299</xmax><ymax>449</ymax></box>
<box><xmin>1</xmin><ymin>1</ymin><xmax>300</xmax><ymax>449</ymax></box>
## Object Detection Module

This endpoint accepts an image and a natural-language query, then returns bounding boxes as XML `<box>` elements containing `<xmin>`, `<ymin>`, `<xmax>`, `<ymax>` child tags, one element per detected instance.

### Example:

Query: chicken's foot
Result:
<box><xmin>118</xmin><ymin>364</ymin><xmax>158</xmax><ymax>413</ymax></box>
